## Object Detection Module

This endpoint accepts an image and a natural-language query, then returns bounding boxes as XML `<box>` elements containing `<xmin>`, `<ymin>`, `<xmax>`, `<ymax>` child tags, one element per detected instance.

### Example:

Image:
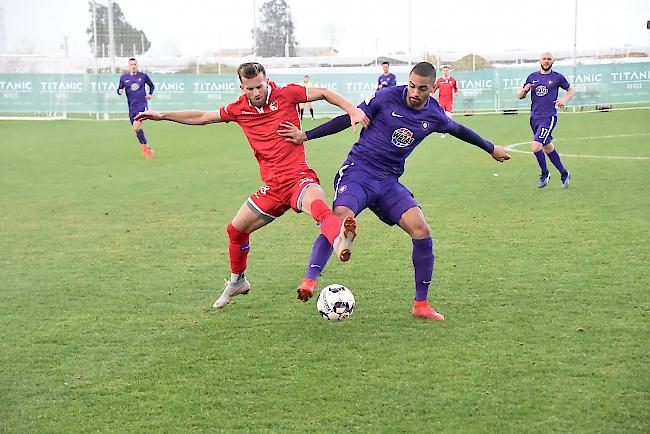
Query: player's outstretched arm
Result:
<box><xmin>134</xmin><ymin>109</ymin><xmax>222</xmax><ymax>125</ymax></box>
<box><xmin>278</xmin><ymin>114</ymin><xmax>355</xmax><ymax>145</ymax></box>
<box><xmin>307</xmin><ymin>88</ymin><xmax>369</xmax><ymax>131</ymax></box>
<box><xmin>445</xmin><ymin>120</ymin><xmax>510</xmax><ymax>162</ymax></box>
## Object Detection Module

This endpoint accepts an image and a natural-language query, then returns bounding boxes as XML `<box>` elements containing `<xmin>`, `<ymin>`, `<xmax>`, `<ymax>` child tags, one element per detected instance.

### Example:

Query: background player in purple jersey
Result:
<box><xmin>278</xmin><ymin>62</ymin><xmax>510</xmax><ymax>321</ymax></box>
<box><xmin>117</xmin><ymin>58</ymin><xmax>155</xmax><ymax>159</ymax></box>
<box><xmin>518</xmin><ymin>52</ymin><xmax>574</xmax><ymax>188</ymax></box>
<box><xmin>377</xmin><ymin>61</ymin><xmax>397</xmax><ymax>89</ymax></box>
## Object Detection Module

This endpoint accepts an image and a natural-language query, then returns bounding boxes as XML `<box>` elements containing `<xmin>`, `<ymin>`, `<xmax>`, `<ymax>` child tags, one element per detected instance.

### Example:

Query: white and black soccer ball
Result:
<box><xmin>316</xmin><ymin>284</ymin><xmax>355</xmax><ymax>321</ymax></box>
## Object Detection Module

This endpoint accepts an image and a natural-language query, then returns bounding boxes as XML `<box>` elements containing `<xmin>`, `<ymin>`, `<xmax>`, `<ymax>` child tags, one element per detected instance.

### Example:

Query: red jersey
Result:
<box><xmin>433</xmin><ymin>76</ymin><xmax>458</xmax><ymax>102</ymax></box>
<box><xmin>219</xmin><ymin>82</ymin><xmax>309</xmax><ymax>183</ymax></box>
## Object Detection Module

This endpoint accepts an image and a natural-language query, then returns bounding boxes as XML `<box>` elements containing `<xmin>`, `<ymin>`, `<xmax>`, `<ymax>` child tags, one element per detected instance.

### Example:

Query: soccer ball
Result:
<box><xmin>316</xmin><ymin>284</ymin><xmax>355</xmax><ymax>321</ymax></box>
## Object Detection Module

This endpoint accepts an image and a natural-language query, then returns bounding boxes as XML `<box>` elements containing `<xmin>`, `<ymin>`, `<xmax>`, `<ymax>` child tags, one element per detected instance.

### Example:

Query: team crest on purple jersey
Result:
<box><xmin>535</xmin><ymin>85</ymin><xmax>548</xmax><ymax>97</ymax></box>
<box><xmin>422</xmin><ymin>121</ymin><xmax>429</xmax><ymax>129</ymax></box>
<box><xmin>391</xmin><ymin>127</ymin><xmax>416</xmax><ymax>148</ymax></box>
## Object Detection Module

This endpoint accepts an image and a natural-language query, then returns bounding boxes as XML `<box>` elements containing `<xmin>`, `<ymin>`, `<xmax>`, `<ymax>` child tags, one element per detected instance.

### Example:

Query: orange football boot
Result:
<box><xmin>413</xmin><ymin>300</ymin><xmax>445</xmax><ymax>321</ymax></box>
<box><xmin>296</xmin><ymin>278</ymin><xmax>316</xmax><ymax>302</ymax></box>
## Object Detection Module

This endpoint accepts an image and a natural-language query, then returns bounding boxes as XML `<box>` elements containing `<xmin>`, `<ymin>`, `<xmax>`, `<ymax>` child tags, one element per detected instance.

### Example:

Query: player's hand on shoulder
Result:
<box><xmin>491</xmin><ymin>146</ymin><xmax>511</xmax><ymax>162</ymax></box>
<box><xmin>134</xmin><ymin>110</ymin><xmax>161</xmax><ymax>122</ymax></box>
<box><xmin>277</xmin><ymin>121</ymin><xmax>307</xmax><ymax>144</ymax></box>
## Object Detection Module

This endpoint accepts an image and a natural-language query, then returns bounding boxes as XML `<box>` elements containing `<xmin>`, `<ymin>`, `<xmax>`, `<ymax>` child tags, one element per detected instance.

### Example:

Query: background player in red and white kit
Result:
<box><xmin>135</xmin><ymin>62</ymin><xmax>368</xmax><ymax>308</ymax></box>
<box><xmin>431</xmin><ymin>65</ymin><xmax>458</xmax><ymax>138</ymax></box>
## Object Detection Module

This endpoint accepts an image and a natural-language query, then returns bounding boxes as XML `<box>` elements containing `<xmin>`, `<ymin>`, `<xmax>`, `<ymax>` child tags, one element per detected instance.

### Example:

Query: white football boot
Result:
<box><xmin>333</xmin><ymin>216</ymin><xmax>357</xmax><ymax>262</ymax></box>
<box><xmin>213</xmin><ymin>276</ymin><xmax>251</xmax><ymax>308</ymax></box>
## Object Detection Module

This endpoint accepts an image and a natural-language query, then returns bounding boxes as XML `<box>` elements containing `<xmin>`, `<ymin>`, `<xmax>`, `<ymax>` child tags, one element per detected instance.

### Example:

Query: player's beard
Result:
<box><xmin>250</xmin><ymin>92</ymin><xmax>266</xmax><ymax>108</ymax></box>
<box><xmin>541</xmin><ymin>61</ymin><xmax>553</xmax><ymax>72</ymax></box>
<box><xmin>408</xmin><ymin>96</ymin><xmax>424</xmax><ymax>109</ymax></box>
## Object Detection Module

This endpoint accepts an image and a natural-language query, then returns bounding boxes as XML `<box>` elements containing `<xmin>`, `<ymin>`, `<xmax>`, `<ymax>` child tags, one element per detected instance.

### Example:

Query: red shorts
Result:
<box><xmin>247</xmin><ymin>169</ymin><xmax>321</xmax><ymax>220</ymax></box>
<box><xmin>439</xmin><ymin>100</ymin><xmax>453</xmax><ymax>113</ymax></box>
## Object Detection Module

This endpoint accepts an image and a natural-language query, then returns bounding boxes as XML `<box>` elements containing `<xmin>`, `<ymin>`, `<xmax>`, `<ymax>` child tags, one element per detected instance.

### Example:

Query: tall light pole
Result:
<box><xmin>107</xmin><ymin>0</ymin><xmax>115</xmax><ymax>73</ymax></box>
<box><xmin>647</xmin><ymin>20</ymin><xmax>650</xmax><ymax>58</ymax></box>
<box><xmin>253</xmin><ymin>0</ymin><xmax>257</xmax><ymax>56</ymax></box>
<box><xmin>572</xmin><ymin>0</ymin><xmax>578</xmax><ymax>66</ymax></box>
<box><xmin>408</xmin><ymin>0</ymin><xmax>412</xmax><ymax>65</ymax></box>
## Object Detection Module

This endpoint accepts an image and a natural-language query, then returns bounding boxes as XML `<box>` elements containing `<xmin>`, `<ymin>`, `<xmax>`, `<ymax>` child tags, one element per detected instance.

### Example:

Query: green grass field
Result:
<box><xmin>1</xmin><ymin>110</ymin><xmax>649</xmax><ymax>433</ymax></box>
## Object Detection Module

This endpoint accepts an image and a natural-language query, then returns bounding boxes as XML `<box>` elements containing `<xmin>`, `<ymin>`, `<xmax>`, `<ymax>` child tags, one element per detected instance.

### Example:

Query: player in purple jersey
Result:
<box><xmin>377</xmin><ymin>61</ymin><xmax>397</xmax><ymax>89</ymax></box>
<box><xmin>117</xmin><ymin>58</ymin><xmax>155</xmax><ymax>159</ymax></box>
<box><xmin>518</xmin><ymin>52</ymin><xmax>574</xmax><ymax>188</ymax></box>
<box><xmin>278</xmin><ymin>62</ymin><xmax>510</xmax><ymax>320</ymax></box>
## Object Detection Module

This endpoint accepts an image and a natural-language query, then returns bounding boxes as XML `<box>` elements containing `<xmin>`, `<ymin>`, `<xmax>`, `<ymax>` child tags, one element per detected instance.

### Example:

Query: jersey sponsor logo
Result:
<box><xmin>130</xmin><ymin>83</ymin><xmax>140</xmax><ymax>91</ymax></box>
<box><xmin>298</xmin><ymin>177</ymin><xmax>315</xmax><ymax>187</ymax></box>
<box><xmin>535</xmin><ymin>85</ymin><xmax>548</xmax><ymax>97</ymax></box>
<box><xmin>240</xmin><ymin>110</ymin><xmax>256</xmax><ymax>115</ymax></box>
<box><xmin>391</xmin><ymin>111</ymin><xmax>403</xmax><ymax>118</ymax></box>
<box><xmin>269</xmin><ymin>100</ymin><xmax>279</xmax><ymax>111</ymax></box>
<box><xmin>391</xmin><ymin>127</ymin><xmax>416</xmax><ymax>148</ymax></box>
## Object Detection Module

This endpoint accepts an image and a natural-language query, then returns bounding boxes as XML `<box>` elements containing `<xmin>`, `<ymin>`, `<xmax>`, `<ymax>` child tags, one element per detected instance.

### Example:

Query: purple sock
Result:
<box><xmin>534</xmin><ymin>150</ymin><xmax>548</xmax><ymax>174</ymax></box>
<box><xmin>305</xmin><ymin>234</ymin><xmax>333</xmax><ymax>281</ymax></box>
<box><xmin>547</xmin><ymin>149</ymin><xmax>567</xmax><ymax>175</ymax></box>
<box><xmin>412</xmin><ymin>237</ymin><xmax>434</xmax><ymax>302</ymax></box>
<box><xmin>136</xmin><ymin>129</ymin><xmax>147</xmax><ymax>145</ymax></box>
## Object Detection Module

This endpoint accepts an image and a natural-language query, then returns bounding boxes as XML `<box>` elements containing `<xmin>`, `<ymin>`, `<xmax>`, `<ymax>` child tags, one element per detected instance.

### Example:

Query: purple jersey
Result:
<box><xmin>117</xmin><ymin>72</ymin><xmax>154</xmax><ymax>113</ymax></box>
<box><xmin>377</xmin><ymin>73</ymin><xmax>397</xmax><ymax>88</ymax></box>
<box><xmin>349</xmin><ymin>86</ymin><xmax>452</xmax><ymax>177</ymax></box>
<box><xmin>523</xmin><ymin>70</ymin><xmax>570</xmax><ymax>116</ymax></box>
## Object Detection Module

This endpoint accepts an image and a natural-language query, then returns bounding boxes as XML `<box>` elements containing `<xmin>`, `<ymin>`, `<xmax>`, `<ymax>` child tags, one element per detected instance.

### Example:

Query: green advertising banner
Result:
<box><xmin>1</xmin><ymin>62</ymin><xmax>649</xmax><ymax>116</ymax></box>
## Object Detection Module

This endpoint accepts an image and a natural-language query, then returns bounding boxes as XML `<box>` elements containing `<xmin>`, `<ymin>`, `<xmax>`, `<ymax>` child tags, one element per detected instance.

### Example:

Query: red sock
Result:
<box><xmin>310</xmin><ymin>199</ymin><xmax>340</xmax><ymax>245</ymax></box>
<box><xmin>227</xmin><ymin>223</ymin><xmax>250</xmax><ymax>273</ymax></box>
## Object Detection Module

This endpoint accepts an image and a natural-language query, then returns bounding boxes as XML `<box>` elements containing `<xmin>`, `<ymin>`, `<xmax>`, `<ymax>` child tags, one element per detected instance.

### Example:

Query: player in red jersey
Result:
<box><xmin>431</xmin><ymin>65</ymin><xmax>458</xmax><ymax>138</ymax></box>
<box><xmin>135</xmin><ymin>62</ymin><xmax>368</xmax><ymax>308</ymax></box>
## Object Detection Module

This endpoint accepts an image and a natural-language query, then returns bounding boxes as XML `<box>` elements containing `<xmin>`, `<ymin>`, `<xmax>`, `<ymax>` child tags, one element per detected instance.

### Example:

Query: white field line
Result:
<box><xmin>505</xmin><ymin>133</ymin><xmax>650</xmax><ymax>160</ymax></box>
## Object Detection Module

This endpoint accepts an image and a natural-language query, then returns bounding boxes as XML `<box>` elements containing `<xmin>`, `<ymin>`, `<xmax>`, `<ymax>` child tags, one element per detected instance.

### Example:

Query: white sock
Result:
<box><xmin>231</xmin><ymin>272</ymin><xmax>245</xmax><ymax>283</ymax></box>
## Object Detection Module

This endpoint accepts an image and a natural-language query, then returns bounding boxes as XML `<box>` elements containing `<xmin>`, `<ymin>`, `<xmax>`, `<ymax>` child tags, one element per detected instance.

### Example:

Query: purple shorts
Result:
<box><xmin>129</xmin><ymin>105</ymin><xmax>148</xmax><ymax>124</ymax></box>
<box><xmin>530</xmin><ymin>115</ymin><xmax>557</xmax><ymax>145</ymax></box>
<box><xmin>332</xmin><ymin>160</ymin><xmax>418</xmax><ymax>226</ymax></box>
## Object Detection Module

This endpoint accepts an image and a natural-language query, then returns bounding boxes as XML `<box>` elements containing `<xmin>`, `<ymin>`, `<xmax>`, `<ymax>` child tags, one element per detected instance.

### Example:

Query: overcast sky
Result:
<box><xmin>1</xmin><ymin>0</ymin><xmax>649</xmax><ymax>57</ymax></box>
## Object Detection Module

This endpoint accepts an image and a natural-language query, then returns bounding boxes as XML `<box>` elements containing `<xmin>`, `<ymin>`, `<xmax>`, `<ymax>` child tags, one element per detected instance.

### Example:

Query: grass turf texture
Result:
<box><xmin>1</xmin><ymin>110</ymin><xmax>649</xmax><ymax>433</ymax></box>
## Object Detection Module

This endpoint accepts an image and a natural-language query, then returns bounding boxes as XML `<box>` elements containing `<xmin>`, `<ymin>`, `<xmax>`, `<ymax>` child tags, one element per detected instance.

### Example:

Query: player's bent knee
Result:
<box><xmin>333</xmin><ymin>206</ymin><xmax>354</xmax><ymax>220</ymax></box>
<box><xmin>407</xmin><ymin>223</ymin><xmax>430</xmax><ymax>239</ymax></box>
<box><xmin>531</xmin><ymin>141</ymin><xmax>543</xmax><ymax>152</ymax></box>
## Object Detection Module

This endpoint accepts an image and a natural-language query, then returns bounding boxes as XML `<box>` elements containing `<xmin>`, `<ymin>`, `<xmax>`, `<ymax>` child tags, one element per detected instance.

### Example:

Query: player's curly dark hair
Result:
<box><xmin>410</xmin><ymin>62</ymin><xmax>436</xmax><ymax>82</ymax></box>
<box><xmin>237</xmin><ymin>62</ymin><xmax>266</xmax><ymax>81</ymax></box>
